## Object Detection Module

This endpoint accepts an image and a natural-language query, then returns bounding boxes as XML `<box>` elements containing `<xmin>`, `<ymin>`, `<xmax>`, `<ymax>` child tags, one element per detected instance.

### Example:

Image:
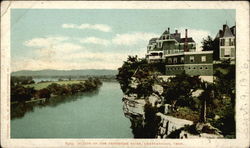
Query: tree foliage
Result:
<box><xmin>11</xmin><ymin>85</ymin><xmax>36</xmax><ymax>102</ymax></box>
<box><xmin>116</xmin><ymin>56</ymin><xmax>148</xmax><ymax>93</ymax></box>
<box><xmin>201</xmin><ymin>36</ymin><xmax>214</xmax><ymax>51</ymax></box>
<box><xmin>162</xmin><ymin>73</ymin><xmax>202</xmax><ymax>109</ymax></box>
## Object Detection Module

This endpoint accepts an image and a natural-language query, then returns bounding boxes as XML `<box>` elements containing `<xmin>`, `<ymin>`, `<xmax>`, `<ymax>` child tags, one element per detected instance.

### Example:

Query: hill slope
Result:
<box><xmin>12</xmin><ymin>69</ymin><xmax>118</xmax><ymax>76</ymax></box>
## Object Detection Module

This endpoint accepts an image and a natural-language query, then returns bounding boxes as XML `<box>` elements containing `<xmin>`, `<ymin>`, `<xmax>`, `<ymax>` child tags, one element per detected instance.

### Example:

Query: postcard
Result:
<box><xmin>1</xmin><ymin>1</ymin><xmax>249</xmax><ymax>148</ymax></box>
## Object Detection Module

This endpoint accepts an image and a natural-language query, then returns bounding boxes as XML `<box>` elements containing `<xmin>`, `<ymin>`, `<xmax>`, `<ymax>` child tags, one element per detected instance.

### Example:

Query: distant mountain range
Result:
<box><xmin>11</xmin><ymin>69</ymin><xmax>118</xmax><ymax>76</ymax></box>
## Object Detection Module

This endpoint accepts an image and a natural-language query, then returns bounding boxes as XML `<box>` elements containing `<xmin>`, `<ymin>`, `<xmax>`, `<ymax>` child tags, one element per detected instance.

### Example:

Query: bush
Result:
<box><xmin>11</xmin><ymin>85</ymin><xmax>36</xmax><ymax>102</ymax></box>
<box><xmin>37</xmin><ymin>88</ymin><xmax>51</xmax><ymax>99</ymax></box>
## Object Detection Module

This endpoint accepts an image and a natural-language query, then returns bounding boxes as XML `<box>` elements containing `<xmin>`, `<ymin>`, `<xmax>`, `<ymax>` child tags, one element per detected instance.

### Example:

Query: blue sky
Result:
<box><xmin>11</xmin><ymin>9</ymin><xmax>235</xmax><ymax>71</ymax></box>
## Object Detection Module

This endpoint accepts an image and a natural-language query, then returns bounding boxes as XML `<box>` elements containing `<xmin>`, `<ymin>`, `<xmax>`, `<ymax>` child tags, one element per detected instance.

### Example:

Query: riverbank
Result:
<box><xmin>11</xmin><ymin>82</ymin><xmax>133</xmax><ymax>138</ymax></box>
<box><xmin>11</xmin><ymin>77</ymin><xmax>102</xmax><ymax>119</ymax></box>
<box><xmin>24</xmin><ymin>80</ymin><xmax>86</xmax><ymax>90</ymax></box>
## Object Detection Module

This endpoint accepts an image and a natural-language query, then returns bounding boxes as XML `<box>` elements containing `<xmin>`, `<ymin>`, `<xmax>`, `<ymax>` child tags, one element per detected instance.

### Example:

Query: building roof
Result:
<box><xmin>180</xmin><ymin>37</ymin><xmax>195</xmax><ymax>43</ymax></box>
<box><xmin>214</xmin><ymin>24</ymin><xmax>235</xmax><ymax>40</ymax></box>
<box><xmin>223</xmin><ymin>25</ymin><xmax>234</xmax><ymax>37</ymax></box>
<box><xmin>162</xmin><ymin>30</ymin><xmax>169</xmax><ymax>35</ymax></box>
<box><xmin>230</xmin><ymin>26</ymin><xmax>236</xmax><ymax>36</ymax></box>
<box><xmin>149</xmin><ymin>38</ymin><xmax>158</xmax><ymax>44</ymax></box>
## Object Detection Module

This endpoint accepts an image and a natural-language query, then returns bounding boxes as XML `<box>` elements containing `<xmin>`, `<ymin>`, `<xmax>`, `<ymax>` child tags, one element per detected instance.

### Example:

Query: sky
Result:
<box><xmin>11</xmin><ymin>9</ymin><xmax>235</xmax><ymax>72</ymax></box>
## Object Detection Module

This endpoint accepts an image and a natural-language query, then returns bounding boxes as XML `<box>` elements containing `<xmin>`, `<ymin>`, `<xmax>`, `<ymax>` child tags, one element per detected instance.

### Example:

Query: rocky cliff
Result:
<box><xmin>122</xmin><ymin>76</ymin><xmax>223</xmax><ymax>139</ymax></box>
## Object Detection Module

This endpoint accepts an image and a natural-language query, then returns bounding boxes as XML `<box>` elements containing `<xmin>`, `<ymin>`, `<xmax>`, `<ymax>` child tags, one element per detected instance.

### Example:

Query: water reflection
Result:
<box><xmin>11</xmin><ymin>89</ymin><xmax>100</xmax><ymax>119</ymax></box>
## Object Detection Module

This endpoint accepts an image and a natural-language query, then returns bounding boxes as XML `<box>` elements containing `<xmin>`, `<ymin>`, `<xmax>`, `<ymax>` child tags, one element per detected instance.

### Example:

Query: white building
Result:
<box><xmin>215</xmin><ymin>24</ymin><xmax>236</xmax><ymax>63</ymax></box>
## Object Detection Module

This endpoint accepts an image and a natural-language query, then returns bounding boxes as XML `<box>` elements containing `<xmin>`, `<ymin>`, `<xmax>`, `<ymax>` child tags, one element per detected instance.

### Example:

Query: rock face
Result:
<box><xmin>123</xmin><ymin>94</ymin><xmax>146</xmax><ymax>119</ymax></box>
<box><xmin>156</xmin><ymin>113</ymin><xmax>193</xmax><ymax>138</ymax></box>
<box><xmin>121</xmin><ymin>76</ymin><xmax>223</xmax><ymax>139</ymax></box>
<box><xmin>173</xmin><ymin>122</ymin><xmax>224</xmax><ymax>139</ymax></box>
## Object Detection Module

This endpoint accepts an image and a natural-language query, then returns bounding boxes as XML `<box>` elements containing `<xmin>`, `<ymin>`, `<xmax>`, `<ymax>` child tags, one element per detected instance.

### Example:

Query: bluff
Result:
<box><xmin>121</xmin><ymin>76</ymin><xmax>223</xmax><ymax>139</ymax></box>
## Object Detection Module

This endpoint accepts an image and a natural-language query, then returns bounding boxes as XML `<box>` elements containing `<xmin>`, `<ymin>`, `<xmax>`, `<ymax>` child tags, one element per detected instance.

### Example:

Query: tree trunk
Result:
<box><xmin>200</xmin><ymin>98</ymin><xmax>207</xmax><ymax>123</ymax></box>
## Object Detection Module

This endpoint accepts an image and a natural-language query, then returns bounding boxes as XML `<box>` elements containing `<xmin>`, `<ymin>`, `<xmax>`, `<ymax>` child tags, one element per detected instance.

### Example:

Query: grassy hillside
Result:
<box><xmin>12</xmin><ymin>69</ymin><xmax>118</xmax><ymax>76</ymax></box>
<box><xmin>24</xmin><ymin>80</ymin><xmax>85</xmax><ymax>90</ymax></box>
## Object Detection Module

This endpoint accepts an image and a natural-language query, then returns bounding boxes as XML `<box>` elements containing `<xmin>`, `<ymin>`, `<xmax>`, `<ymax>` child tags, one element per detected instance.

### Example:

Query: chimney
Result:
<box><xmin>168</xmin><ymin>27</ymin><xmax>170</xmax><ymax>33</ymax></box>
<box><xmin>185</xmin><ymin>29</ymin><xmax>188</xmax><ymax>38</ymax></box>
<box><xmin>184</xmin><ymin>29</ymin><xmax>189</xmax><ymax>52</ymax></box>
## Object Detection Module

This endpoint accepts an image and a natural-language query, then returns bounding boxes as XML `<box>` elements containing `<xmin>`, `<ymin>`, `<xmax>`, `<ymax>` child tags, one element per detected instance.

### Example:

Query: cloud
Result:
<box><xmin>79</xmin><ymin>37</ymin><xmax>110</xmax><ymax>46</ymax></box>
<box><xmin>23</xmin><ymin>36</ymin><xmax>85</xmax><ymax>63</ymax></box>
<box><xmin>24</xmin><ymin>36</ymin><xmax>68</xmax><ymax>47</ymax></box>
<box><xmin>176</xmin><ymin>28</ymin><xmax>212</xmax><ymax>51</ymax></box>
<box><xmin>112</xmin><ymin>32</ymin><xmax>158</xmax><ymax>46</ymax></box>
<box><xmin>78</xmin><ymin>32</ymin><xmax>158</xmax><ymax>47</ymax></box>
<box><xmin>17</xmin><ymin>31</ymin><xmax>156</xmax><ymax>71</ymax></box>
<box><xmin>62</xmin><ymin>24</ymin><xmax>111</xmax><ymax>32</ymax></box>
<box><xmin>11</xmin><ymin>56</ymin><xmax>124</xmax><ymax>72</ymax></box>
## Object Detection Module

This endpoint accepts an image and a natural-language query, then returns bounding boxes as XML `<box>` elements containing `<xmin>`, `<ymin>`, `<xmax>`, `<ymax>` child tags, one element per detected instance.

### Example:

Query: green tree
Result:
<box><xmin>162</xmin><ymin>73</ymin><xmax>202</xmax><ymax>109</ymax></box>
<box><xmin>11</xmin><ymin>85</ymin><xmax>36</xmax><ymax>102</ymax></box>
<box><xmin>37</xmin><ymin>88</ymin><xmax>51</xmax><ymax>99</ymax></box>
<box><xmin>116</xmin><ymin>56</ymin><xmax>148</xmax><ymax>93</ymax></box>
<box><xmin>201</xmin><ymin>35</ymin><xmax>214</xmax><ymax>51</ymax></box>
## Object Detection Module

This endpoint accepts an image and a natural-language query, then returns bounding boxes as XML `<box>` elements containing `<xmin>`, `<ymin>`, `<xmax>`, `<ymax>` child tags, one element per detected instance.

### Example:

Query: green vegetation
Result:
<box><xmin>116</xmin><ymin>55</ymin><xmax>164</xmax><ymax>96</ymax></box>
<box><xmin>24</xmin><ymin>80</ymin><xmax>85</xmax><ymax>90</ymax></box>
<box><xmin>162</xmin><ymin>73</ymin><xmax>202</xmax><ymax>110</ymax></box>
<box><xmin>11</xmin><ymin>77</ymin><xmax>102</xmax><ymax>102</ymax></box>
<box><xmin>117</xmin><ymin>55</ymin><xmax>235</xmax><ymax>138</ymax></box>
<box><xmin>201</xmin><ymin>35</ymin><xmax>214</xmax><ymax>51</ymax></box>
<box><xmin>11</xmin><ymin>76</ymin><xmax>35</xmax><ymax>85</ymax></box>
<box><xmin>11</xmin><ymin>77</ymin><xmax>102</xmax><ymax>119</ymax></box>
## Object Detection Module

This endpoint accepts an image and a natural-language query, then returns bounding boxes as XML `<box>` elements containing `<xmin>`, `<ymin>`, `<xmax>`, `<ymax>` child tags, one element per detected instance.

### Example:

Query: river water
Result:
<box><xmin>11</xmin><ymin>82</ymin><xmax>133</xmax><ymax>138</ymax></box>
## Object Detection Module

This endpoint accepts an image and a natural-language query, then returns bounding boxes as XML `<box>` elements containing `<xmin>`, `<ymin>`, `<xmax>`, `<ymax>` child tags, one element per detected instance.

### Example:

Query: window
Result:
<box><xmin>168</xmin><ymin>58</ymin><xmax>172</xmax><ymax>63</ymax></box>
<box><xmin>220</xmin><ymin>39</ymin><xmax>225</xmax><ymax>46</ymax></box>
<box><xmin>201</xmin><ymin>56</ymin><xmax>206</xmax><ymax>62</ymax></box>
<box><xmin>231</xmin><ymin>48</ymin><xmax>235</xmax><ymax>57</ymax></box>
<box><xmin>200</xmin><ymin>67</ymin><xmax>203</xmax><ymax>69</ymax></box>
<box><xmin>225</xmin><ymin>38</ymin><xmax>229</xmax><ymax>46</ymax></box>
<box><xmin>190</xmin><ymin>56</ymin><xmax>194</xmax><ymax>62</ymax></box>
<box><xmin>229</xmin><ymin>38</ymin><xmax>234</xmax><ymax>46</ymax></box>
<box><xmin>220</xmin><ymin>48</ymin><xmax>225</xmax><ymax>57</ymax></box>
<box><xmin>224</xmin><ymin>48</ymin><xmax>231</xmax><ymax>57</ymax></box>
<box><xmin>181</xmin><ymin>57</ymin><xmax>184</xmax><ymax>63</ymax></box>
<box><xmin>173</xmin><ymin>58</ymin><xmax>178</xmax><ymax>63</ymax></box>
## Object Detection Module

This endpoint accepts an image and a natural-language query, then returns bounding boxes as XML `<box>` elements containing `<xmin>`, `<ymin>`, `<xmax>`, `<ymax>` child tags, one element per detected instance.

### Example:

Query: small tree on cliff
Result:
<box><xmin>162</xmin><ymin>73</ymin><xmax>202</xmax><ymax>110</ymax></box>
<box><xmin>116</xmin><ymin>55</ymin><xmax>148</xmax><ymax>93</ymax></box>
